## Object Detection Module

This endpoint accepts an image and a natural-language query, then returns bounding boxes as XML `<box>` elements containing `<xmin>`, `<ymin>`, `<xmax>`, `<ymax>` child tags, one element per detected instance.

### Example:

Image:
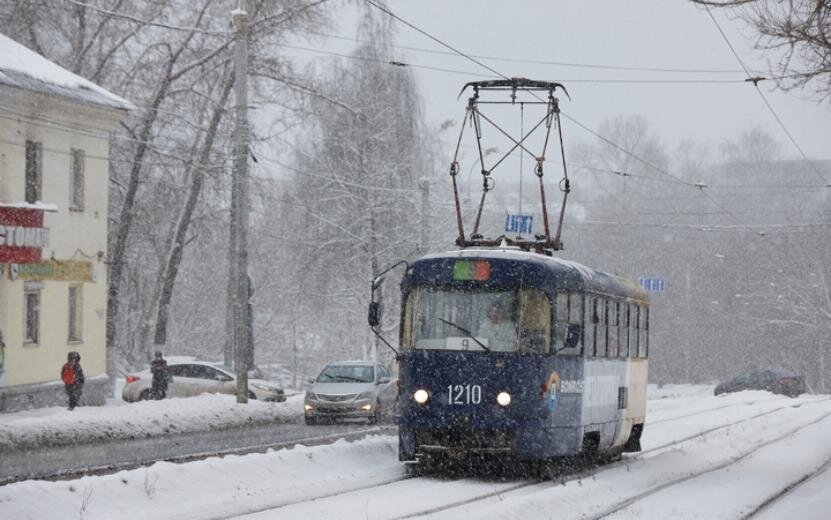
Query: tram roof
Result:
<box><xmin>413</xmin><ymin>248</ymin><xmax>648</xmax><ymax>302</ymax></box>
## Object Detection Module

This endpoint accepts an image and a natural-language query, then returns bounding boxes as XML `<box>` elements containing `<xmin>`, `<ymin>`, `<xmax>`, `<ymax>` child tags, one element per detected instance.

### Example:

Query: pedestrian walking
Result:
<box><xmin>150</xmin><ymin>351</ymin><xmax>171</xmax><ymax>399</ymax></box>
<box><xmin>61</xmin><ymin>351</ymin><xmax>84</xmax><ymax>410</ymax></box>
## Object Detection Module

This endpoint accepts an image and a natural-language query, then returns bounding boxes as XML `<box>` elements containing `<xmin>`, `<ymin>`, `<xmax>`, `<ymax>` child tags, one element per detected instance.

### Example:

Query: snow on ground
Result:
<box><xmin>2</xmin><ymin>387</ymin><xmax>831</xmax><ymax>520</ymax></box>
<box><xmin>0</xmin><ymin>393</ymin><xmax>304</xmax><ymax>451</ymax></box>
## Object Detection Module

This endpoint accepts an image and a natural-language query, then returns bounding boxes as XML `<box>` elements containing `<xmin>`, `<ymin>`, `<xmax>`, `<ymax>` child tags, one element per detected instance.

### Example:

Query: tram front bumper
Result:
<box><xmin>412</xmin><ymin>427</ymin><xmax>516</xmax><ymax>457</ymax></box>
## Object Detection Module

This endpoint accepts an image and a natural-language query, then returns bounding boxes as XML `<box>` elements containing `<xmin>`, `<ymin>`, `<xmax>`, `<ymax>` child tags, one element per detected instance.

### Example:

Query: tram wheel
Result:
<box><xmin>580</xmin><ymin>433</ymin><xmax>601</xmax><ymax>466</ymax></box>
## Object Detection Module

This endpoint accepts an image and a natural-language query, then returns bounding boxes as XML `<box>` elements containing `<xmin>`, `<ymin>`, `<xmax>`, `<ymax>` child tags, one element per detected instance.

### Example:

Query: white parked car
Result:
<box><xmin>122</xmin><ymin>361</ymin><xmax>286</xmax><ymax>402</ymax></box>
<box><xmin>304</xmin><ymin>361</ymin><xmax>396</xmax><ymax>425</ymax></box>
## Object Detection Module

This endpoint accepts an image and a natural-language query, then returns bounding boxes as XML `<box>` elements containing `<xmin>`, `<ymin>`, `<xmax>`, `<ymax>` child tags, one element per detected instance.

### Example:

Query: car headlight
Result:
<box><xmin>496</xmin><ymin>391</ymin><xmax>512</xmax><ymax>407</ymax></box>
<box><xmin>413</xmin><ymin>389</ymin><xmax>429</xmax><ymax>404</ymax></box>
<box><xmin>357</xmin><ymin>391</ymin><xmax>375</xmax><ymax>401</ymax></box>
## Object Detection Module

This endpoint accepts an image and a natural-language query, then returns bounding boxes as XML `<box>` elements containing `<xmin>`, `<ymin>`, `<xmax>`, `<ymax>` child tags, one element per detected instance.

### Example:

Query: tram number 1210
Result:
<box><xmin>448</xmin><ymin>384</ymin><xmax>482</xmax><ymax>405</ymax></box>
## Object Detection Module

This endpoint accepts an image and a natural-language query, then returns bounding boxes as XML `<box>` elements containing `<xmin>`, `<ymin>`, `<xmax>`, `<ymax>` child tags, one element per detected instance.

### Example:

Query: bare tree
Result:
<box><xmin>273</xmin><ymin>10</ymin><xmax>432</xmax><ymax>371</ymax></box>
<box><xmin>1</xmin><ymin>0</ymin><xmax>332</xmax><ymax>371</ymax></box>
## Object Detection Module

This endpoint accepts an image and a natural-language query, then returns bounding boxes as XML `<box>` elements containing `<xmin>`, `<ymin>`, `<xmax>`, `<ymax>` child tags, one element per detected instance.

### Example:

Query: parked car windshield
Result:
<box><xmin>317</xmin><ymin>365</ymin><xmax>374</xmax><ymax>383</ymax></box>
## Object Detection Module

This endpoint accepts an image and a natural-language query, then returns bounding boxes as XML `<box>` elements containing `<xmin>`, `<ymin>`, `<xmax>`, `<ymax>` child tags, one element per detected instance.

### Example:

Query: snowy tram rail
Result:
<box><xmin>3</xmin><ymin>386</ymin><xmax>831</xmax><ymax>519</ymax></box>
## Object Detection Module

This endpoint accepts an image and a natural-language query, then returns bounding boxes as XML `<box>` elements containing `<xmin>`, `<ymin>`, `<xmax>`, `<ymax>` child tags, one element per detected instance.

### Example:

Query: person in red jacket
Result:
<box><xmin>61</xmin><ymin>351</ymin><xmax>85</xmax><ymax>410</ymax></box>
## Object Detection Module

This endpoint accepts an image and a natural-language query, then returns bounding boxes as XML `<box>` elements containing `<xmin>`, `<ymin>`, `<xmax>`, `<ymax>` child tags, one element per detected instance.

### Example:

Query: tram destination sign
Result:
<box><xmin>505</xmin><ymin>213</ymin><xmax>533</xmax><ymax>234</ymax></box>
<box><xmin>639</xmin><ymin>277</ymin><xmax>666</xmax><ymax>293</ymax></box>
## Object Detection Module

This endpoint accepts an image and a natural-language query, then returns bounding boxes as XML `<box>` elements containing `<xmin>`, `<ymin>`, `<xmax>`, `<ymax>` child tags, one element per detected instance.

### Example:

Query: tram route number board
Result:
<box><xmin>639</xmin><ymin>277</ymin><xmax>666</xmax><ymax>292</ymax></box>
<box><xmin>505</xmin><ymin>213</ymin><xmax>533</xmax><ymax>234</ymax></box>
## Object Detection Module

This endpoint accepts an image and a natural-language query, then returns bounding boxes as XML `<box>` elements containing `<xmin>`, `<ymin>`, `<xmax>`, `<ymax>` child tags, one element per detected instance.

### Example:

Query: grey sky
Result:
<box><xmin>300</xmin><ymin>1</ymin><xmax>830</xmax><ymax>163</ymax></box>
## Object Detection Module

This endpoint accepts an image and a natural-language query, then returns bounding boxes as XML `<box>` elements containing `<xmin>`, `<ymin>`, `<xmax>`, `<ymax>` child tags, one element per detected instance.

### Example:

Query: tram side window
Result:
<box><xmin>596</xmin><ymin>298</ymin><xmax>607</xmax><ymax>357</ymax></box>
<box><xmin>608</xmin><ymin>301</ymin><xmax>619</xmax><ymax>358</ymax></box>
<box><xmin>632</xmin><ymin>305</ymin><xmax>643</xmax><ymax>360</ymax></box>
<box><xmin>555</xmin><ymin>292</ymin><xmax>582</xmax><ymax>355</ymax></box>
<box><xmin>640</xmin><ymin>305</ymin><xmax>649</xmax><ymax>358</ymax></box>
<box><xmin>620</xmin><ymin>302</ymin><xmax>628</xmax><ymax>359</ymax></box>
<box><xmin>621</xmin><ymin>302</ymin><xmax>628</xmax><ymax>359</ymax></box>
<box><xmin>518</xmin><ymin>289</ymin><xmax>552</xmax><ymax>354</ymax></box>
<box><xmin>585</xmin><ymin>297</ymin><xmax>596</xmax><ymax>357</ymax></box>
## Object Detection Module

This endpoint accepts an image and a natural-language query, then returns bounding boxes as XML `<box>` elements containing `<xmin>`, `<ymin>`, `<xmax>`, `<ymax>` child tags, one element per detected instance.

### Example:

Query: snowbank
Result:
<box><xmin>0</xmin><ymin>393</ymin><xmax>305</xmax><ymax>451</ymax></box>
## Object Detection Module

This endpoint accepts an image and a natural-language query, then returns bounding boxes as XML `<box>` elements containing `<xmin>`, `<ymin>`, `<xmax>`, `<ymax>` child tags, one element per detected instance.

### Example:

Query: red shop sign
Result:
<box><xmin>0</xmin><ymin>206</ymin><xmax>49</xmax><ymax>264</ymax></box>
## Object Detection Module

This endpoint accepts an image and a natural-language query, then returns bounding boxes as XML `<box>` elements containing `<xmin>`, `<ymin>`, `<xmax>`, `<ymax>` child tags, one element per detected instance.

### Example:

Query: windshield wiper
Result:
<box><xmin>437</xmin><ymin>317</ymin><xmax>491</xmax><ymax>352</ymax></box>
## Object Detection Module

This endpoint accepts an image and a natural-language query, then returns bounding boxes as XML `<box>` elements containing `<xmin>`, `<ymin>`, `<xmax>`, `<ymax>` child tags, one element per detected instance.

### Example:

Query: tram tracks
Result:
<box><xmin>587</xmin><ymin>406</ymin><xmax>831</xmax><ymax>519</ymax></box>
<box><xmin>740</xmin><ymin>452</ymin><xmax>831</xmax><ymax>519</ymax></box>
<box><xmin>227</xmin><ymin>396</ymin><xmax>830</xmax><ymax>520</ymax></box>
<box><xmin>646</xmin><ymin>394</ymin><xmax>794</xmax><ymax>426</ymax></box>
<box><xmin>380</xmin><ymin>397</ymin><xmax>831</xmax><ymax>520</ymax></box>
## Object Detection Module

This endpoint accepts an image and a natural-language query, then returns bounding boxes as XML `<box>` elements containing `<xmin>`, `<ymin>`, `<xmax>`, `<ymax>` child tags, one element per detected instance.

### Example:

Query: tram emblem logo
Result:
<box><xmin>544</xmin><ymin>371</ymin><xmax>561</xmax><ymax>411</ymax></box>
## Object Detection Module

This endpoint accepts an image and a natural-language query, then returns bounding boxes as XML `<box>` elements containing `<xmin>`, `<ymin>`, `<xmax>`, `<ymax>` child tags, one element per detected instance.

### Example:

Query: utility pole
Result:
<box><xmin>229</xmin><ymin>0</ymin><xmax>249</xmax><ymax>404</ymax></box>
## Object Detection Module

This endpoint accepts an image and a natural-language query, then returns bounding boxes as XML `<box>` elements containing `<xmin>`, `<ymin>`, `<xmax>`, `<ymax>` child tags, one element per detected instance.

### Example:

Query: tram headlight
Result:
<box><xmin>413</xmin><ymin>389</ymin><xmax>429</xmax><ymax>404</ymax></box>
<box><xmin>496</xmin><ymin>391</ymin><xmax>512</xmax><ymax>407</ymax></box>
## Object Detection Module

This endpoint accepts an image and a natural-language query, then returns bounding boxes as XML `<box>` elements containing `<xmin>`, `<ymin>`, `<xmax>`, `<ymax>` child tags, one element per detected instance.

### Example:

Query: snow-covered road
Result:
<box><xmin>2</xmin><ymin>386</ymin><xmax>830</xmax><ymax>519</ymax></box>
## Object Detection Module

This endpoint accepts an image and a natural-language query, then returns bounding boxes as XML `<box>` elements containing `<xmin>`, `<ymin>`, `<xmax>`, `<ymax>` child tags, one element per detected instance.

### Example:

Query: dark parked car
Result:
<box><xmin>714</xmin><ymin>368</ymin><xmax>806</xmax><ymax>398</ymax></box>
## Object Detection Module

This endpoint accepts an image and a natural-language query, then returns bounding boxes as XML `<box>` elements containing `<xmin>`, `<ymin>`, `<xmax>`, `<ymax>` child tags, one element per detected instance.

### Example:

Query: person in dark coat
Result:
<box><xmin>61</xmin><ymin>351</ymin><xmax>84</xmax><ymax>410</ymax></box>
<box><xmin>150</xmin><ymin>351</ymin><xmax>171</xmax><ymax>400</ymax></box>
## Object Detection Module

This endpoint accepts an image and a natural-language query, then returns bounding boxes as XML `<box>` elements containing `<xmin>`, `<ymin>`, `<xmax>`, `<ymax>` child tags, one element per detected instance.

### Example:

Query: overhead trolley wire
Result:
<box><xmin>299</xmin><ymin>29</ymin><xmax>770</xmax><ymax>75</ymax></box>
<box><xmin>280</xmin><ymin>43</ymin><xmax>493</xmax><ymax>78</ymax></box>
<box><xmin>361</xmin><ymin>0</ymin><xmax>827</xmax><ymax>254</ymax></box>
<box><xmin>361</xmin><ymin>0</ymin><xmax>509</xmax><ymax>81</ymax></box>
<box><xmin>703</xmin><ymin>6</ymin><xmax>830</xmax><ymax>186</ymax></box>
<box><xmin>359</xmin><ymin>1</ymin><xmax>723</xmax><ymax>194</ymax></box>
<box><xmin>284</xmin><ymin>42</ymin><xmax>790</xmax><ymax>85</ymax></box>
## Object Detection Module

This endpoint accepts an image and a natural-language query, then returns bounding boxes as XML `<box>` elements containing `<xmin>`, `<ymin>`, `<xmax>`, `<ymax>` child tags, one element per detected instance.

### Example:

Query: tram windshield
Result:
<box><xmin>403</xmin><ymin>287</ymin><xmax>552</xmax><ymax>353</ymax></box>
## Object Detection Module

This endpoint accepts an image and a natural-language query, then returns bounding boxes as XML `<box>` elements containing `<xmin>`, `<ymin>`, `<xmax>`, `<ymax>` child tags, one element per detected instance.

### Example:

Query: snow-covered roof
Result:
<box><xmin>0</xmin><ymin>33</ymin><xmax>134</xmax><ymax>111</ymax></box>
<box><xmin>0</xmin><ymin>201</ymin><xmax>59</xmax><ymax>212</ymax></box>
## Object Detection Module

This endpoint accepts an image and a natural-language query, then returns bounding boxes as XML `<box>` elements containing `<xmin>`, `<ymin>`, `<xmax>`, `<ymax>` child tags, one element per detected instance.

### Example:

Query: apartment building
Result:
<box><xmin>0</xmin><ymin>33</ymin><xmax>132</xmax><ymax>411</ymax></box>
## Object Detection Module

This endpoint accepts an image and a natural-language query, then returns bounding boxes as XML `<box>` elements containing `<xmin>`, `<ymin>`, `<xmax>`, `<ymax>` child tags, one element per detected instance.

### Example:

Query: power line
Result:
<box><xmin>360</xmin><ymin>0</ymin><xmax>829</xmax><ymax>267</ymax></box>
<box><xmin>280</xmin><ymin>43</ymin><xmax>493</xmax><ymax>78</ymax></box>
<box><xmin>359</xmin><ymin>1</ymin><xmax>716</xmax><ymax>194</ymax></box>
<box><xmin>703</xmin><ymin>6</ymin><xmax>829</xmax><ymax>185</ymax></box>
<box><xmin>284</xmin><ymin>43</ymin><xmax>778</xmax><ymax>85</ymax></box>
<box><xmin>561</xmin><ymin>112</ymin><xmax>697</xmax><ymax>188</ymax></box>
<box><xmin>63</xmin><ymin>0</ymin><xmax>230</xmax><ymax>36</ymax></box>
<box><xmin>299</xmin><ymin>29</ymin><xmax>767</xmax><ymax>75</ymax></box>
<box><xmin>361</xmin><ymin>0</ymin><xmax>509</xmax><ymax>80</ymax></box>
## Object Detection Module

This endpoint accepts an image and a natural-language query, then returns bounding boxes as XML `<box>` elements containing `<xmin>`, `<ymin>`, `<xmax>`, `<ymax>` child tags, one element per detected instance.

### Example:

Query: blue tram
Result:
<box><xmin>392</xmin><ymin>248</ymin><xmax>650</xmax><ymax>463</ymax></box>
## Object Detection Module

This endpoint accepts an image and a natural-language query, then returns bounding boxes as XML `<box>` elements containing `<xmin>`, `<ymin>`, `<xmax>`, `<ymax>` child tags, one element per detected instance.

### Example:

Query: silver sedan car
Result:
<box><xmin>304</xmin><ymin>361</ymin><xmax>396</xmax><ymax>425</ymax></box>
<box><xmin>122</xmin><ymin>361</ymin><xmax>285</xmax><ymax>402</ymax></box>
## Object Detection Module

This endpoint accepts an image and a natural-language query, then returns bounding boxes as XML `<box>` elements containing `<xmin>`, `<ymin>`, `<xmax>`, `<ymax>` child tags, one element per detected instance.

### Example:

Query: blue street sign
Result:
<box><xmin>505</xmin><ymin>213</ymin><xmax>533</xmax><ymax>234</ymax></box>
<box><xmin>639</xmin><ymin>277</ymin><xmax>666</xmax><ymax>292</ymax></box>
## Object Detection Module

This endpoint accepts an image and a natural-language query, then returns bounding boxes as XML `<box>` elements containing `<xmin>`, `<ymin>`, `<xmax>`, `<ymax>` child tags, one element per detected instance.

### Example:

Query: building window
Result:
<box><xmin>25</xmin><ymin>140</ymin><xmax>43</xmax><ymax>203</ymax></box>
<box><xmin>70</xmin><ymin>148</ymin><xmax>85</xmax><ymax>210</ymax></box>
<box><xmin>68</xmin><ymin>284</ymin><xmax>83</xmax><ymax>342</ymax></box>
<box><xmin>24</xmin><ymin>282</ymin><xmax>42</xmax><ymax>344</ymax></box>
